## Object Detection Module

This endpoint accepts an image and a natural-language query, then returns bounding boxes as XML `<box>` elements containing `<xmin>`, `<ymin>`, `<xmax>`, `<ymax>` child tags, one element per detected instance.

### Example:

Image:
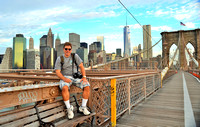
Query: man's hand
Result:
<box><xmin>56</xmin><ymin>70</ymin><xmax>72</xmax><ymax>83</ymax></box>
<box><xmin>80</xmin><ymin>77</ymin><xmax>88</xmax><ymax>84</ymax></box>
<box><xmin>63</xmin><ymin>77</ymin><xmax>72</xmax><ymax>83</ymax></box>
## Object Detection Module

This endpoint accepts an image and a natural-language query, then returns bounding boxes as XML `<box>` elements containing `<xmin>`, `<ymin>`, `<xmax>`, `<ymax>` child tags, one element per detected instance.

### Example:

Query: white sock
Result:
<box><xmin>64</xmin><ymin>100</ymin><xmax>71</xmax><ymax>109</ymax></box>
<box><xmin>82</xmin><ymin>99</ymin><xmax>88</xmax><ymax>107</ymax></box>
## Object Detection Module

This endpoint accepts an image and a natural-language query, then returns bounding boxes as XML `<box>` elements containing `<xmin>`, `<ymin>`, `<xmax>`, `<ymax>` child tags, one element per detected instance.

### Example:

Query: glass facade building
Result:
<box><xmin>12</xmin><ymin>34</ymin><xmax>26</xmax><ymax>69</ymax></box>
<box><xmin>123</xmin><ymin>26</ymin><xmax>131</xmax><ymax>57</ymax></box>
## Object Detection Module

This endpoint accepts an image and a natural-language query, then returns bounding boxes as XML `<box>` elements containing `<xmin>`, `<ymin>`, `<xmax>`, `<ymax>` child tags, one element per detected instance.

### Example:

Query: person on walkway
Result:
<box><xmin>55</xmin><ymin>42</ymin><xmax>90</xmax><ymax>119</ymax></box>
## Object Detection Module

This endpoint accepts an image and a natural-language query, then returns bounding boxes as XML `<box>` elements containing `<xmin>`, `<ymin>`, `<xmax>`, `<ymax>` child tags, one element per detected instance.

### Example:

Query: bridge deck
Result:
<box><xmin>117</xmin><ymin>71</ymin><xmax>200</xmax><ymax>127</ymax></box>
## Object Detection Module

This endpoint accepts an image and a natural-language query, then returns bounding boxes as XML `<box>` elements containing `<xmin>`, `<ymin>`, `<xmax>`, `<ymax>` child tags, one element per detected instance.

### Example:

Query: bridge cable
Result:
<box><xmin>182</xmin><ymin>36</ymin><xmax>199</xmax><ymax>67</ymax></box>
<box><xmin>161</xmin><ymin>32</ymin><xmax>181</xmax><ymax>80</ymax></box>
<box><xmin>118</xmin><ymin>0</ymin><xmax>162</xmax><ymax>49</ymax></box>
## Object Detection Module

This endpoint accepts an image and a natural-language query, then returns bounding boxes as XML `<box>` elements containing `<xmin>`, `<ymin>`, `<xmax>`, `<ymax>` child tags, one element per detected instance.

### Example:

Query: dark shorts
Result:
<box><xmin>59</xmin><ymin>76</ymin><xmax>90</xmax><ymax>90</ymax></box>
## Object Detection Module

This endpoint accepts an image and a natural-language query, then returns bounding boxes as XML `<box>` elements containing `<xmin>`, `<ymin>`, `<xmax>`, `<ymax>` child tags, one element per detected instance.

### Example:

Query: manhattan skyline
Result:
<box><xmin>0</xmin><ymin>0</ymin><xmax>200</xmax><ymax>56</ymax></box>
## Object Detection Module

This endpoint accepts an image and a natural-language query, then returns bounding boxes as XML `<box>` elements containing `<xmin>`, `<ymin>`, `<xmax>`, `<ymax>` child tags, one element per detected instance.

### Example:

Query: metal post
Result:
<box><xmin>128</xmin><ymin>78</ymin><xmax>131</xmax><ymax>114</ymax></box>
<box><xmin>144</xmin><ymin>77</ymin><xmax>146</xmax><ymax>99</ymax></box>
<box><xmin>153</xmin><ymin>75</ymin><xmax>155</xmax><ymax>91</ymax></box>
<box><xmin>161</xmin><ymin>73</ymin><xmax>162</xmax><ymax>88</ymax></box>
<box><xmin>111</xmin><ymin>79</ymin><xmax>116</xmax><ymax>127</ymax></box>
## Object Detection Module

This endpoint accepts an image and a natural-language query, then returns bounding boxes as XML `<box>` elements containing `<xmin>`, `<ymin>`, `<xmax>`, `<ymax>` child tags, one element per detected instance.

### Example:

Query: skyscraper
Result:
<box><xmin>124</xmin><ymin>26</ymin><xmax>131</xmax><ymax>57</ymax></box>
<box><xmin>47</xmin><ymin>28</ymin><xmax>54</xmax><ymax>48</ymax></box>
<box><xmin>29</xmin><ymin>37</ymin><xmax>34</xmax><ymax>49</ymax></box>
<box><xmin>55</xmin><ymin>34</ymin><xmax>61</xmax><ymax>51</ymax></box>
<box><xmin>93</xmin><ymin>41</ymin><xmax>101</xmax><ymax>53</ymax></box>
<box><xmin>40</xmin><ymin>35</ymin><xmax>47</xmax><ymax>69</ymax></box>
<box><xmin>80</xmin><ymin>42</ymin><xmax>88</xmax><ymax>49</ymax></box>
<box><xmin>116</xmin><ymin>48</ymin><xmax>121</xmax><ymax>57</ymax></box>
<box><xmin>143</xmin><ymin>25</ymin><xmax>152</xmax><ymax>60</ymax></box>
<box><xmin>88</xmin><ymin>43</ymin><xmax>97</xmax><ymax>65</ymax></box>
<box><xmin>12</xmin><ymin>34</ymin><xmax>26</xmax><ymax>69</ymax></box>
<box><xmin>40</xmin><ymin>35</ymin><xmax>47</xmax><ymax>46</ymax></box>
<box><xmin>27</xmin><ymin>49</ymin><xmax>40</xmax><ymax>69</ymax></box>
<box><xmin>97</xmin><ymin>36</ymin><xmax>104</xmax><ymax>51</ymax></box>
<box><xmin>0</xmin><ymin>48</ymin><xmax>12</xmax><ymax>69</ymax></box>
<box><xmin>69</xmin><ymin>33</ymin><xmax>80</xmax><ymax>53</ymax></box>
<box><xmin>43</xmin><ymin>47</ymin><xmax>55</xmax><ymax>69</ymax></box>
<box><xmin>76</xmin><ymin>47</ymin><xmax>88</xmax><ymax>66</ymax></box>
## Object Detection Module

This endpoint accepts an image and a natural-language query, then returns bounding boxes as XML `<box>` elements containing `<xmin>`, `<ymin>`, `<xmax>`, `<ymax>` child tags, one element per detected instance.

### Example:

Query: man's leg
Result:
<box><xmin>62</xmin><ymin>86</ymin><xmax>70</xmax><ymax>108</ymax></box>
<box><xmin>82</xmin><ymin>86</ymin><xmax>90</xmax><ymax>107</ymax></box>
<box><xmin>60</xmin><ymin>80</ymin><xmax>74</xmax><ymax>119</ymax></box>
<box><xmin>80</xmin><ymin>86</ymin><xmax>91</xmax><ymax>115</ymax></box>
<box><xmin>72</xmin><ymin>78</ymin><xmax>91</xmax><ymax>115</ymax></box>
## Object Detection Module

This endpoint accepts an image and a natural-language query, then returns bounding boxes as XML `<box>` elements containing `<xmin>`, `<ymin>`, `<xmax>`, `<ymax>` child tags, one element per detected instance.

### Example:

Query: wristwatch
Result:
<box><xmin>83</xmin><ymin>76</ymin><xmax>86</xmax><ymax>78</ymax></box>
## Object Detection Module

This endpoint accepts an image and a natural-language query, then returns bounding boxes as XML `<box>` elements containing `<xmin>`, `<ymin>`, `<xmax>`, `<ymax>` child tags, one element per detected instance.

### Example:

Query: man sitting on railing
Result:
<box><xmin>55</xmin><ymin>42</ymin><xmax>90</xmax><ymax>119</ymax></box>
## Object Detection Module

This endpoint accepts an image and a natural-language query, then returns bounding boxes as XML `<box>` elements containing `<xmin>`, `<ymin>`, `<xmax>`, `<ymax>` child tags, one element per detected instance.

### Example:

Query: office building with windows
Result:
<box><xmin>69</xmin><ymin>33</ymin><xmax>80</xmax><ymax>53</ymax></box>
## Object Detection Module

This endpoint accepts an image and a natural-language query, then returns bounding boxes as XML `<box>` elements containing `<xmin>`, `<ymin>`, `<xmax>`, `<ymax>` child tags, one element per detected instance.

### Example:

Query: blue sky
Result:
<box><xmin>0</xmin><ymin>0</ymin><xmax>199</xmax><ymax>56</ymax></box>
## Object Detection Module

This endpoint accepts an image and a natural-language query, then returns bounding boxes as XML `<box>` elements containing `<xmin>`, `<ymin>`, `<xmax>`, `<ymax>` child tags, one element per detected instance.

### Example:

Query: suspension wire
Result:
<box><xmin>118</xmin><ymin>0</ymin><xmax>187</xmax><ymax>70</ymax></box>
<box><xmin>118</xmin><ymin>0</ymin><xmax>162</xmax><ymax>50</ymax></box>
<box><xmin>182</xmin><ymin>37</ymin><xmax>199</xmax><ymax>67</ymax></box>
<box><xmin>89</xmin><ymin>0</ymin><xmax>175</xmax><ymax>69</ymax></box>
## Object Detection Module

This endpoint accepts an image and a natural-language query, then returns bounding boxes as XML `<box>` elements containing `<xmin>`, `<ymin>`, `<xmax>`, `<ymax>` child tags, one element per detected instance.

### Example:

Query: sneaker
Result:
<box><xmin>79</xmin><ymin>106</ymin><xmax>90</xmax><ymax>115</ymax></box>
<box><xmin>67</xmin><ymin>105</ymin><xmax>74</xmax><ymax>119</ymax></box>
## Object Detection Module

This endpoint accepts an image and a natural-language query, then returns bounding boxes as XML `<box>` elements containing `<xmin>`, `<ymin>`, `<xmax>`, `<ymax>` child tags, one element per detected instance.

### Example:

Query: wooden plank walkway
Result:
<box><xmin>117</xmin><ymin>71</ymin><xmax>200</xmax><ymax>127</ymax></box>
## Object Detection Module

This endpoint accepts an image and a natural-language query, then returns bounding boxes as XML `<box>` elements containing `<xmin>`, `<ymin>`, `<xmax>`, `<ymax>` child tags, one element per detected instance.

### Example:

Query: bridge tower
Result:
<box><xmin>161</xmin><ymin>29</ymin><xmax>200</xmax><ymax>70</ymax></box>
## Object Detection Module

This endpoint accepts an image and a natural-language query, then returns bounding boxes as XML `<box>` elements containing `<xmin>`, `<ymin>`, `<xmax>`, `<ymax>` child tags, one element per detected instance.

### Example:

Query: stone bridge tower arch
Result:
<box><xmin>161</xmin><ymin>29</ymin><xmax>200</xmax><ymax>69</ymax></box>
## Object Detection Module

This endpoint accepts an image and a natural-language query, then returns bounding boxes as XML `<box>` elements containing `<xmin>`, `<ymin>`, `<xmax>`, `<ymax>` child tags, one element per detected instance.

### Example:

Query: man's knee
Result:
<box><xmin>84</xmin><ymin>86</ymin><xmax>90</xmax><ymax>93</ymax></box>
<box><xmin>62</xmin><ymin>86</ymin><xmax>69</xmax><ymax>92</ymax></box>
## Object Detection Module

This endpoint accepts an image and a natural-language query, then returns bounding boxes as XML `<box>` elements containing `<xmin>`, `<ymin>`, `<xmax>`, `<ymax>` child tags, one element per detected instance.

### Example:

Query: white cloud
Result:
<box><xmin>146</xmin><ymin>11</ymin><xmax>153</xmax><ymax>15</ymax></box>
<box><xmin>0</xmin><ymin>38</ymin><xmax>12</xmax><ymax>47</ymax></box>
<box><xmin>152</xmin><ymin>26</ymin><xmax>173</xmax><ymax>31</ymax></box>
<box><xmin>155</xmin><ymin>10</ymin><xmax>170</xmax><ymax>16</ymax></box>
<box><xmin>145</xmin><ymin>0</ymin><xmax>200</xmax><ymax>23</ymax></box>
<box><xmin>41</xmin><ymin>22</ymin><xmax>58</xmax><ymax>28</ymax></box>
<box><xmin>185</xmin><ymin>22</ymin><xmax>195</xmax><ymax>28</ymax></box>
<box><xmin>174</xmin><ymin>14</ymin><xmax>191</xmax><ymax>20</ymax></box>
<box><xmin>131</xmin><ymin>24</ymin><xmax>141</xmax><ymax>29</ymax></box>
<box><xmin>0</xmin><ymin>38</ymin><xmax>11</xmax><ymax>43</ymax></box>
<box><xmin>82</xmin><ymin>11</ymin><xmax>118</xmax><ymax>18</ymax></box>
<box><xmin>119</xmin><ymin>24</ymin><xmax>141</xmax><ymax>29</ymax></box>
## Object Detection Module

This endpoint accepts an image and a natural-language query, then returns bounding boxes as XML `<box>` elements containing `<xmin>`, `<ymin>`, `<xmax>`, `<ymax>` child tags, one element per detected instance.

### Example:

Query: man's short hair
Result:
<box><xmin>63</xmin><ymin>42</ymin><xmax>72</xmax><ymax>48</ymax></box>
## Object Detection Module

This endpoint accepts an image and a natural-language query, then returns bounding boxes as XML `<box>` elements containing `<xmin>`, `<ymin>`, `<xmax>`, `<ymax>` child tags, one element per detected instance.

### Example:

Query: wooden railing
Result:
<box><xmin>0</xmin><ymin>71</ymin><xmax>161</xmax><ymax>126</ymax></box>
<box><xmin>88</xmin><ymin>72</ymin><xmax>161</xmax><ymax>126</ymax></box>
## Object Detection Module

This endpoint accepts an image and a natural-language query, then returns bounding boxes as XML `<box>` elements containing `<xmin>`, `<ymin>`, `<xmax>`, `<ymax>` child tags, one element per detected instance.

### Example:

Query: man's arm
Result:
<box><xmin>79</xmin><ymin>63</ymin><xmax>87</xmax><ymax>81</ymax></box>
<box><xmin>55</xmin><ymin>70</ymin><xmax>71</xmax><ymax>83</ymax></box>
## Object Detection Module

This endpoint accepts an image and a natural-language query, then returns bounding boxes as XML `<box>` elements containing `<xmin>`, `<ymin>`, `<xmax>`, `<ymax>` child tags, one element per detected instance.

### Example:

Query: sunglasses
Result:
<box><xmin>64</xmin><ymin>48</ymin><xmax>71</xmax><ymax>51</ymax></box>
